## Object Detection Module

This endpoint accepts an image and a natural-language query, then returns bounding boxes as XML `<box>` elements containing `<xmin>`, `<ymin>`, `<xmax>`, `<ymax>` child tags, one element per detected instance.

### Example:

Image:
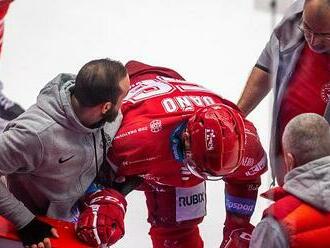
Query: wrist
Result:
<box><xmin>85</xmin><ymin>188</ymin><xmax>127</xmax><ymax>213</ymax></box>
<box><xmin>18</xmin><ymin>217</ymin><xmax>54</xmax><ymax>246</ymax></box>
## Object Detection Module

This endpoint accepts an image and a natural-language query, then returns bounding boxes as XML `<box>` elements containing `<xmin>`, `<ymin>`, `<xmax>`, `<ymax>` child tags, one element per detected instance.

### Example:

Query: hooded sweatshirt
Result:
<box><xmin>249</xmin><ymin>156</ymin><xmax>330</xmax><ymax>248</ymax></box>
<box><xmin>0</xmin><ymin>73</ymin><xmax>122</xmax><ymax>229</ymax></box>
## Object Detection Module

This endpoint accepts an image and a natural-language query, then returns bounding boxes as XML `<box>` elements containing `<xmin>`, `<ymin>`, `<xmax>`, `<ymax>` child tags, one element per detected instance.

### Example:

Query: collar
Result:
<box><xmin>170</xmin><ymin>121</ymin><xmax>187</xmax><ymax>162</ymax></box>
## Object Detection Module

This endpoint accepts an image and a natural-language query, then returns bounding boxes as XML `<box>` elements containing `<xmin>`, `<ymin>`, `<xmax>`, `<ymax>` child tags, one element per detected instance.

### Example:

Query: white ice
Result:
<box><xmin>0</xmin><ymin>1</ymin><xmax>284</xmax><ymax>247</ymax></box>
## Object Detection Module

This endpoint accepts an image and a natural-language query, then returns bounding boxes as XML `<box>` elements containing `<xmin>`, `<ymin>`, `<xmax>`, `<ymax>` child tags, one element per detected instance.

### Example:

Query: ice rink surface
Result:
<box><xmin>0</xmin><ymin>0</ymin><xmax>284</xmax><ymax>247</ymax></box>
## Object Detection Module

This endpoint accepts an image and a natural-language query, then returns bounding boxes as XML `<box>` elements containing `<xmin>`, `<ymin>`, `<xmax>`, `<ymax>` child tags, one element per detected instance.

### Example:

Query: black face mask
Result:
<box><xmin>89</xmin><ymin>105</ymin><xmax>119</xmax><ymax>129</ymax></box>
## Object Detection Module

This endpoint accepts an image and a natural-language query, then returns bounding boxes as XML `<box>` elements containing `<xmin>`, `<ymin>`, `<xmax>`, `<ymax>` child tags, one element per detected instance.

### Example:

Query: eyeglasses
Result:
<box><xmin>297</xmin><ymin>20</ymin><xmax>330</xmax><ymax>41</ymax></box>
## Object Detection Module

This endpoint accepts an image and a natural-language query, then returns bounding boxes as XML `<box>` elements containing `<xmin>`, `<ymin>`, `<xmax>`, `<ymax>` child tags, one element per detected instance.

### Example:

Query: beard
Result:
<box><xmin>102</xmin><ymin>105</ymin><xmax>119</xmax><ymax>123</ymax></box>
<box><xmin>90</xmin><ymin>105</ymin><xmax>119</xmax><ymax>129</ymax></box>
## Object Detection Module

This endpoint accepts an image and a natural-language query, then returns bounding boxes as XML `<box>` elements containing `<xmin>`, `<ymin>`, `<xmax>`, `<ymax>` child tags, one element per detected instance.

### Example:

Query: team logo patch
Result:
<box><xmin>205</xmin><ymin>128</ymin><xmax>216</xmax><ymax>151</ymax></box>
<box><xmin>150</xmin><ymin>120</ymin><xmax>162</xmax><ymax>133</ymax></box>
<box><xmin>321</xmin><ymin>83</ymin><xmax>330</xmax><ymax>103</ymax></box>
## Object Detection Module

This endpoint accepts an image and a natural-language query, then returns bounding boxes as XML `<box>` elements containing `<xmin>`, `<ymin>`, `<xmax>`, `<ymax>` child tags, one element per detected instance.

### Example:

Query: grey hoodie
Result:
<box><xmin>250</xmin><ymin>156</ymin><xmax>330</xmax><ymax>248</ymax></box>
<box><xmin>0</xmin><ymin>73</ymin><xmax>122</xmax><ymax>229</ymax></box>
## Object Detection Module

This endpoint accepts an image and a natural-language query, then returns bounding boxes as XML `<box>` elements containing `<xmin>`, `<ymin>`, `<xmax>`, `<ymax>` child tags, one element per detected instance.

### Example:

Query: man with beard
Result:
<box><xmin>0</xmin><ymin>58</ymin><xmax>130</xmax><ymax>248</ymax></box>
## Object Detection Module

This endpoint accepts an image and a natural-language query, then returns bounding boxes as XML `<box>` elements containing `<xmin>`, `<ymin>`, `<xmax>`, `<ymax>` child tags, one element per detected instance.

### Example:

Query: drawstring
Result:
<box><xmin>92</xmin><ymin>129</ymin><xmax>115</xmax><ymax>188</ymax></box>
<box><xmin>96</xmin><ymin>129</ymin><xmax>143</xmax><ymax>194</ymax></box>
<box><xmin>101</xmin><ymin>129</ymin><xmax>107</xmax><ymax>167</ymax></box>
<box><xmin>92</xmin><ymin>129</ymin><xmax>108</xmax><ymax>180</ymax></box>
<box><xmin>92</xmin><ymin>133</ymin><xmax>99</xmax><ymax>177</ymax></box>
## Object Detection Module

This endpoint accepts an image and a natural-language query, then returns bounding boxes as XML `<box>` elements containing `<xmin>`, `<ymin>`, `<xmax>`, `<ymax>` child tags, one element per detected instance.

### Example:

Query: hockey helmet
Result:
<box><xmin>183</xmin><ymin>104</ymin><xmax>245</xmax><ymax>180</ymax></box>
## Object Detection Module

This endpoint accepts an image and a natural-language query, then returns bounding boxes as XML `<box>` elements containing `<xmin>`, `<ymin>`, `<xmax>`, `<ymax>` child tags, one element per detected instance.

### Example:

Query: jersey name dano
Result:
<box><xmin>108</xmin><ymin>74</ymin><xmax>226</xmax><ymax>187</ymax></box>
<box><xmin>108</xmin><ymin>72</ymin><xmax>264</xmax><ymax>187</ymax></box>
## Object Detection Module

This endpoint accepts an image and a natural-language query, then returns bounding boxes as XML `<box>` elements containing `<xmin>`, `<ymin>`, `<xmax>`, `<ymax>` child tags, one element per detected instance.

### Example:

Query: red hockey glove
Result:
<box><xmin>76</xmin><ymin>189</ymin><xmax>127</xmax><ymax>247</ymax></box>
<box><xmin>220</xmin><ymin>223</ymin><xmax>254</xmax><ymax>248</ymax></box>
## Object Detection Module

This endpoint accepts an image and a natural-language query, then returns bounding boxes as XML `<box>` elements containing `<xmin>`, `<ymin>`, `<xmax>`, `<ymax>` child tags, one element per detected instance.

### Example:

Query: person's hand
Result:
<box><xmin>76</xmin><ymin>189</ymin><xmax>127</xmax><ymax>247</ymax></box>
<box><xmin>17</xmin><ymin>217</ymin><xmax>59</xmax><ymax>248</ymax></box>
<box><xmin>220</xmin><ymin>223</ymin><xmax>254</xmax><ymax>248</ymax></box>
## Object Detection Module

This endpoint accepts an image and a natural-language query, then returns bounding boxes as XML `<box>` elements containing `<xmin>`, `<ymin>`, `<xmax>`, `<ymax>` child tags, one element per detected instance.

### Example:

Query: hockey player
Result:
<box><xmin>77</xmin><ymin>60</ymin><xmax>268</xmax><ymax>248</ymax></box>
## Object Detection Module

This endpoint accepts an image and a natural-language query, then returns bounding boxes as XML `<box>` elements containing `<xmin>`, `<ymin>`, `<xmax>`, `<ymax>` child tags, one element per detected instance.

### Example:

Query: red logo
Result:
<box><xmin>150</xmin><ymin>120</ymin><xmax>162</xmax><ymax>133</ymax></box>
<box><xmin>205</xmin><ymin>128</ymin><xmax>215</xmax><ymax>151</ymax></box>
<box><xmin>321</xmin><ymin>83</ymin><xmax>330</xmax><ymax>103</ymax></box>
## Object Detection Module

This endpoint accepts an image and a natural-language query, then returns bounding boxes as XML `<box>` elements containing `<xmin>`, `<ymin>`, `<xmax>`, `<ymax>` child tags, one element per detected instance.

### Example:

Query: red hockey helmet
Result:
<box><xmin>183</xmin><ymin>104</ymin><xmax>245</xmax><ymax>180</ymax></box>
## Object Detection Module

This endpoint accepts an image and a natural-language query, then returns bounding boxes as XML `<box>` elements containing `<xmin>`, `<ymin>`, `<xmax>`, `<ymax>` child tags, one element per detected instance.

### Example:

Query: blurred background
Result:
<box><xmin>0</xmin><ymin>0</ymin><xmax>294</xmax><ymax>247</ymax></box>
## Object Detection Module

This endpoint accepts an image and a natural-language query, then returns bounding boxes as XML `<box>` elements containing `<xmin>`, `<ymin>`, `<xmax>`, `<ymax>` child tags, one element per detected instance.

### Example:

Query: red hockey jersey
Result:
<box><xmin>107</xmin><ymin>61</ymin><xmax>266</xmax><ymax>187</ymax></box>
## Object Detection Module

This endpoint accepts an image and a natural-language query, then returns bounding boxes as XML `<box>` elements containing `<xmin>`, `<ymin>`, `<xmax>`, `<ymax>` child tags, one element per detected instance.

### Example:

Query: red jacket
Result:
<box><xmin>262</xmin><ymin>187</ymin><xmax>330</xmax><ymax>248</ymax></box>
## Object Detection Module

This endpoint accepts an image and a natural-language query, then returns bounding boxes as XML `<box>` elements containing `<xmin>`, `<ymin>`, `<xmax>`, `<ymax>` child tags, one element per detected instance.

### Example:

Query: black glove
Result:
<box><xmin>18</xmin><ymin>217</ymin><xmax>54</xmax><ymax>246</ymax></box>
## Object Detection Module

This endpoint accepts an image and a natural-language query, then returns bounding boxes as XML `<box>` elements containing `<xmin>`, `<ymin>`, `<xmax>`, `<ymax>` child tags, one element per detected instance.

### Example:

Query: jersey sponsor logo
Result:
<box><xmin>225</xmin><ymin>194</ymin><xmax>256</xmax><ymax>216</ymax></box>
<box><xmin>205</xmin><ymin>128</ymin><xmax>216</xmax><ymax>151</ymax></box>
<box><xmin>121</xmin><ymin>155</ymin><xmax>160</xmax><ymax>166</ymax></box>
<box><xmin>321</xmin><ymin>82</ymin><xmax>330</xmax><ymax>103</ymax></box>
<box><xmin>247</xmin><ymin>183</ymin><xmax>259</xmax><ymax>191</ymax></box>
<box><xmin>114</xmin><ymin>126</ymin><xmax>148</xmax><ymax>140</ymax></box>
<box><xmin>240</xmin><ymin>157</ymin><xmax>255</xmax><ymax>167</ymax></box>
<box><xmin>58</xmin><ymin>155</ymin><xmax>75</xmax><ymax>164</ymax></box>
<box><xmin>178</xmin><ymin>192</ymin><xmax>205</xmax><ymax>207</ymax></box>
<box><xmin>150</xmin><ymin>120</ymin><xmax>162</xmax><ymax>133</ymax></box>
<box><xmin>176</xmin><ymin>182</ymin><xmax>207</xmax><ymax>222</ymax></box>
<box><xmin>245</xmin><ymin>154</ymin><xmax>267</xmax><ymax>176</ymax></box>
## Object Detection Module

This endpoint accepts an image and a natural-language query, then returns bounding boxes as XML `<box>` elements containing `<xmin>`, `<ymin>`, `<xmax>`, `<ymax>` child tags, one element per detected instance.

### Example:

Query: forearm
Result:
<box><xmin>0</xmin><ymin>179</ymin><xmax>35</xmax><ymax>229</ymax></box>
<box><xmin>237</xmin><ymin>66</ymin><xmax>271</xmax><ymax>116</ymax></box>
<box><xmin>220</xmin><ymin>179</ymin><xmax>261</xmax><ymax>248</ymax></box>
<box><xmin>224</xmin><ymin>178</ymin><xmax>261</xmax><ymax>227</ymax></box>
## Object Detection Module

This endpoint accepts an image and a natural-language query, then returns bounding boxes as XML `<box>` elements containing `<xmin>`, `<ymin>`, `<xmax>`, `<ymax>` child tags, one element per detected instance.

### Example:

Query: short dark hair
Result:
<box><xmin>282</xmin><ymin>113</ymin><xmax>330</xmax><ymax>166</ymax></box>
<box><xmin>74</xmin><ymin>58</ymin><xmax>127</xmax><ymax>107</ymax></box>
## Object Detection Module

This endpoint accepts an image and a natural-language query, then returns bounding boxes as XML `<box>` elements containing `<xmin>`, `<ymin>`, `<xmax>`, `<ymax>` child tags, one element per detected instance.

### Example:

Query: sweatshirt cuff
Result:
<box><xmin>9</xmin><ymin>202</ymin><xmax>35</xmax><ymax>229</ymax></box>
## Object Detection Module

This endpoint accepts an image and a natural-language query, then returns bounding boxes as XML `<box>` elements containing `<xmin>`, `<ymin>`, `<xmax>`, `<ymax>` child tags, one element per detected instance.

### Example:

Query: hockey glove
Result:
<box><xmin>76</xmin><ymin>189</ymin><xmax>127</xmax><ymax>247</ymax></box>
<box><xmin>220</xmin><ymin>222</ymin><xmax>254</xmax><ymax>248</ymax></box>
